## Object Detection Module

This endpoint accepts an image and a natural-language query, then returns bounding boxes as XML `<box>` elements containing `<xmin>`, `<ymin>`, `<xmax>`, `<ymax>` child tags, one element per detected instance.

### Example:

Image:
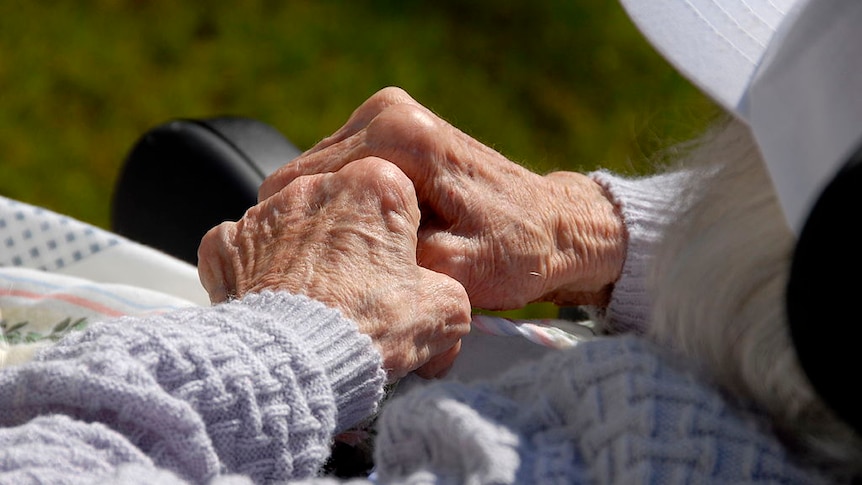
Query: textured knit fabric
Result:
<box><xmin>0</xmin><ymin>169</ymin><xmax>841</xmax><ymax>484</ymax></box>
<box><xmin>588</xmin><ymin>169</ymin><xmax>697</xmax><ymax>334</ymax></box>
<box><xmin>0</xmin><ymin>291</ymin><xmax>386</xmax><ymax>484</ymax></box>
<box><xmin>371</xmin><ymin>335</ymin><xmax>832</xmax><ymax>484</ymax></box>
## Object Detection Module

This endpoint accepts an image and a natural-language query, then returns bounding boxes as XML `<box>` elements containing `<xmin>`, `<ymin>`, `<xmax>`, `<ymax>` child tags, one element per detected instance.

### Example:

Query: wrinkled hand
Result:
<box><xmin>259</xmin><ymin>87</ymin><xmax>627</xmax><ymax>310</ymax></box>
<box><xmin>198</xmin><ymin>157</ymin><xmax>471</xmax><ymax>380</ymax></box>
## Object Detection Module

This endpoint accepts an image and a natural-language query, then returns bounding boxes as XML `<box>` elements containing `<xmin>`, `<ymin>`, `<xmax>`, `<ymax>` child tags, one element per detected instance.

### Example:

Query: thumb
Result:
<box><xmin>413</xmin><ymin>340</ymin><xmax>463</xmax><ymax>379</ymax></box>
<box><xmin>416</xmin><ymin>227</ymin><xmax>472</xmax><ymax>285</ymax></box>
<box><xmin>197</xmin><ymin>222</ymin><xmax>239</xmax><ymax>304</ymax></box>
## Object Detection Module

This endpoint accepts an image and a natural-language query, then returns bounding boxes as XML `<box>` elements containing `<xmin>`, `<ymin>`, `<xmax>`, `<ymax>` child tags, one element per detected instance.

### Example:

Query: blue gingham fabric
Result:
<box><xmin>0</xmin><ymin>196</ymin><xmax>121</xmax><ymax>271</ymax></box>
<box><xmin>0</xmin><ymin>195</ymin><xmax>209</xmax><ymax>306</ymax></box>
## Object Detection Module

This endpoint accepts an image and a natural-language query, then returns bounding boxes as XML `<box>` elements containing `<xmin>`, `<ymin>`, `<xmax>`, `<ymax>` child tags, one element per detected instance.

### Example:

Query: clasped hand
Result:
<box><xmin>198</xmin><ymin>87</ymin><xmax>626</xmax><ymax>379</ymax></box>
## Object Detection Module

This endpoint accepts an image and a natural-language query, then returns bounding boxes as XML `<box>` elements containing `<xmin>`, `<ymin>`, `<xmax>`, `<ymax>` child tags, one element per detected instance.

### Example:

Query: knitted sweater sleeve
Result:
<box><xmin>371</xmin><ymin>336</ymin><xmax>833</xmax><ymax>484</ymax></box>
<box><xmin>0</xmin><ymin>290</ymin><xmax>386</xmax><ymax>484</ymax></box>
<box><xmin>588</xmin><ymin>169</ymin><xmax>696</xmax><ymax>334</ymax></box>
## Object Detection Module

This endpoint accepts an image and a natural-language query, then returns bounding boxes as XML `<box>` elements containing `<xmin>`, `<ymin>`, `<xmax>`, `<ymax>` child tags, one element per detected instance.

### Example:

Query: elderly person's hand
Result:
<box><xmin>259</xmin><ymin>87</ymin><xmax>627</xmax><ymax>310</ymax></box>
<box><xmin>198</xmin><ymin>157</ymin><xmax>471</xmax><ymax>380</ymax></box>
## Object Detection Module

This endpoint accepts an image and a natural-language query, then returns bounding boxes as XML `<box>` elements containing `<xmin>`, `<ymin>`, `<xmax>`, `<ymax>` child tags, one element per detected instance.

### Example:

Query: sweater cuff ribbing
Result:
<box><xmin>588</xmin><ymin>170</ymin><xmax>694</xmax><ymax>334</ymax></box>
<box><xmin>238</xmin><ymin>291</ymin><xmax>386</xmax><ymax>433</ymax></box>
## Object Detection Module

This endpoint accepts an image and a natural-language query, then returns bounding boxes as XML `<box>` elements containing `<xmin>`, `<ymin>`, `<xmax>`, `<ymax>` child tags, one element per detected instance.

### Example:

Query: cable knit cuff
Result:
<box><xmin>587</xmin><ymin>170</ymin><xmax>694</xmax><ymax>334</ymax></box>
<box><xmin>238</xmin><ymin>291</ymin><xmax>386</xmax><ymax>433</ymax></box>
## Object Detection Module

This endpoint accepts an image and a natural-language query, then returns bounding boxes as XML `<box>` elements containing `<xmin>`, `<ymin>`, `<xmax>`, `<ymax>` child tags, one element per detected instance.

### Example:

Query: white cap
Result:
<box><xmin>620</xmin><ymin>0</ymin><xmax>862</xmax><ymax>234</ymax></box>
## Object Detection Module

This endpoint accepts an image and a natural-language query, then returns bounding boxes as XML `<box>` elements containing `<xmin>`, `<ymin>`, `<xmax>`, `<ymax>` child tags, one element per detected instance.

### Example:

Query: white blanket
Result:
<box><xmin>0</xmin><ymin>195</ymin><xmax>205</xmax><ymax>367</ymax></box>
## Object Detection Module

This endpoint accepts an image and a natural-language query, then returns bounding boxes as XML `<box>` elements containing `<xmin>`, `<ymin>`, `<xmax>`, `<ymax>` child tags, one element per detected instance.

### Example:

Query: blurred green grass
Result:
<box><xmin>0</xmin><ymin>0</ymin><xmax>718</xmax><ymax>317</ymax></box>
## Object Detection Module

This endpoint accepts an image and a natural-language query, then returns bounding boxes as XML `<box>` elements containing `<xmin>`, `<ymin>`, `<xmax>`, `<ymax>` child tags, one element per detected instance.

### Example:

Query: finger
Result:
<box><xmin>259</xmin><ymin>87</ymin><xmax>420</xmax><ymax>202</ymax></box>
<box><xmin>413</xmin><ymin>340</ymin><xmax>462</xmax><ymax>379</ymax></box>
<box><xmin>260</xmin><ymin>102</ymin><xmax>443</xmax><ymax>202</ymax></box>
<box><xmin>416</xmin><ymin>237</ymin><xmax>507</xmax><ymax>310</ymax></box>
<box><xmin>260</xmin><ymin>134</ymin><xmax>367</xmax><ymax>202</ymax></box>
<box><xmin>303</xmin><ymin>86</ymin><xmax>421</xmax><ymax>157</ymax></box>
<box><xmin>336</xmin><ymin>157</ymin><xmax>422</xmax><ymax>231</ymax></box>
<box><xmin>412</xmin><ymin>271</ymin><xmax>472</xmax><ymax>369</ymax></box>
<box><xmin>197</xmin><ymin>222</ymin><xmax>239</xmax><ymax>304</ymax></box>
<box><xmin>416</xmin><ymin>228</ymin><xmax>474</xmax><ymax>286</ymax></box>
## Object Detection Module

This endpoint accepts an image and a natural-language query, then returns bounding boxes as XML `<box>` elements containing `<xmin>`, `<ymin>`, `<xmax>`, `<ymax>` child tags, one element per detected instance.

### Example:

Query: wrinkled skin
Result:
<box><xmin>260</xmin><ymin>87</ymin><xmax>627</xmax><ymax>310</ymax></box>
<box><xmin>198</xmin><ymin>157</ymin><xmax>471</xmax><ymax>380</ymax></box>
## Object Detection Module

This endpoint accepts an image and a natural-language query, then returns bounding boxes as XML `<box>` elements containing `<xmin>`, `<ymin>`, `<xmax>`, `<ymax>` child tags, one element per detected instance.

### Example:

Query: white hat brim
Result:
<box><xmin>619</xmin><ymin>0</ymin><xmax>801</xmax><ymax>117</ymax></box>
<box><xmin>620</xmin><ymin>0</ymin><xmax>862</xmax><ymax>234</ymax></box>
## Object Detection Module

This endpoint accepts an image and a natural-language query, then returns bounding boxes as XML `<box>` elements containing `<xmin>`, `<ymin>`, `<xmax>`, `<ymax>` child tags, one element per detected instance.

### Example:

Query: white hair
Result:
<box><xmin>646</xmin><ymin>118</ymin><xmax>862</xmax><ymax>477</ymax></box>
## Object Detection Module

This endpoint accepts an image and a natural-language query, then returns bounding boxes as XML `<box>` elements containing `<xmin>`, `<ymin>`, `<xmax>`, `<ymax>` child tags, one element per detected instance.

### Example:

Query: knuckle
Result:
<box><xmin>430</xmin><ymin>275</ymin><xmax>471</xmax><ymax>319</ymax></box>
<box><xmin>366</xmin><ymin>103</ymin><xmax>439</xmax><ymax>151</ymax></box>
<box><xmin>372</xmin><ymin>86</ymin><xmax>413</xmax><ymax>106</ymax></box>
<box><xmin>365</xmin><ymin>157</ymin><xmax>409</xmax><ymax>186</ymax></box>
<box><xmin>357</xmin><ymin>87</ymin><xmax>413</xmax><ymax>121</ymax></box>
<box><xmin>346</xmin><ymin>157</ymin><xmax>416</xmax><ymax>202</ymax></box>
<box><xmin>200</xmin><ymin>221</ymin><xmax>234</xmax><ymax>250</ymax></box>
